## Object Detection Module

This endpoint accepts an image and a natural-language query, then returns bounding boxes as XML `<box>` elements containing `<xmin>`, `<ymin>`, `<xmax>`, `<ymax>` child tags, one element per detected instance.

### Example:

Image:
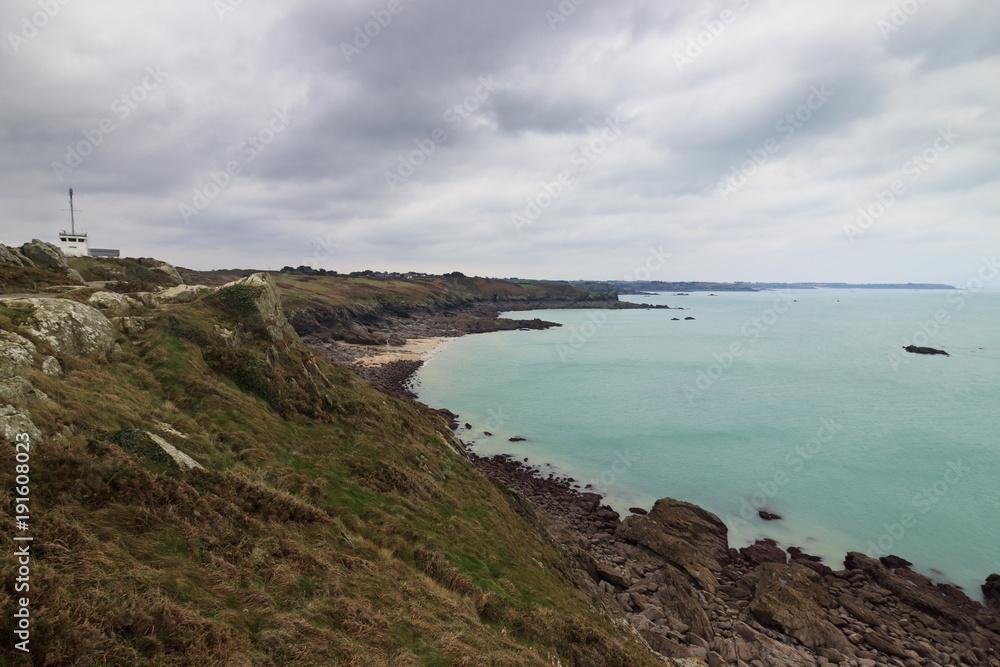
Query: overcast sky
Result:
<box><xmin>1</xmin><ymin>1</ymin><xmax>998</xmax><ymax>283</ymax></box>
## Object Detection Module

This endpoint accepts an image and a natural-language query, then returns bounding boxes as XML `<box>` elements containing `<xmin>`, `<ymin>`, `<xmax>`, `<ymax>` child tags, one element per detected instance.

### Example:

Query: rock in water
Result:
<box><xmin>19</xmin><ymin>239</ymin><xmax>68</xmax><ymax>269</ymax></box>
<box><xmin>903</xmin><ymin>345</ymin><xmax>949</xmax><ymax>356</ymax></box>
<box><xmin>758</xmin><ymin>510</ymin><xmax>782</xmax><ymax>521</ymax></box>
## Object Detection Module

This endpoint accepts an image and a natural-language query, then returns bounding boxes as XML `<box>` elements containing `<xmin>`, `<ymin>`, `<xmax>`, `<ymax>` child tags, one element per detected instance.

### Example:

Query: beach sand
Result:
<box><xmin>348</xmin><ymin>336</ymin><xmax>452</xmax><ymax>367</ymax></box>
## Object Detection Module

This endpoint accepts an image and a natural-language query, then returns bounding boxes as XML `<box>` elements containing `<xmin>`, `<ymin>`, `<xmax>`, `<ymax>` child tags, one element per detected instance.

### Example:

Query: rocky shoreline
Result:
<box><xmin>299</xmin><ymin>303</ymin><xmax>1000</xmax><ymax>665</ymax></box>
<box><xmin>468</xmin><ymin>450</ymin><xmax>1000</xmax><ymax>666</ymax></box>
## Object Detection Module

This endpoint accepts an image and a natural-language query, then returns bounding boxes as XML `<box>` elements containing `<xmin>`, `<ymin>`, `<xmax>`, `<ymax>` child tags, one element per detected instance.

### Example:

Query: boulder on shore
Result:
<box><xmin>984</xmin><ymin>573</ymin><xmax>1000</xmax><ymax>609</ymax></box>
<box><xmin>616</xmin><ymin>496</ymin><xmax>729</xmax><ymax>592</ymax></box>
<box><xmin>744</xmin><ymin>562</ymin><xmax>850</xmax><ymax>652</ymax></box>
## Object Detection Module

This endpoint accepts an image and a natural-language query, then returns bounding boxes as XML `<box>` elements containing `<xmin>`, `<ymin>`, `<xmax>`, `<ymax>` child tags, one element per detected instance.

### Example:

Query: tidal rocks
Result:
<box><xmin>758</xmin><ymin>510</ymin><xmax>781</xmax><ymax>521</ymax></box>
<box><xmin>617</xmin><ymin>497</ymin><xmax>729</xmax><ymax>592</ymax></box>
<box><xmin>744</xmin><ymin>562</ymin><xmax>850</xmax><ymax>652</ymax></box>
<box><xmin>509</xmin><ymin>436</ymin><xmax>527</xmax><ymax>442</ymax></box>
<box><xmin>903</xmin><ymin>345</ymin><xmax>949</xmax><ymax>356</ymax></box>
<box><xmin>628</xmin><ymin>507</ymin><xmax>648</xmax><ymax>516</ymax></box>
<box><xmin>984</xmin><ymin>573</ymin><xmax>1000</xmax><ymax>609</ymax></box>
<box><xmin>740</xmin><ymin>539</ymin><xmax>787</xmax><ymax>566</ymax></box>
<box><xmin>879</xmin><ymin>554</ymin><xmax>913</xmax><ymax>570</ymax></box>
<box><xmin>684</xmin><ymin>317</ymin><xmax>696</xmax><ymax>321</ymax></box>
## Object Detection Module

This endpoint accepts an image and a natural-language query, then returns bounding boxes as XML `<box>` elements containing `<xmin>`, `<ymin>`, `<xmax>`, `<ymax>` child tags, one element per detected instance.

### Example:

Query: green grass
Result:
<box><xmin>0</xmin><ymin>274</ymin><xmax>661</xmax><ymax>667</ymax></box>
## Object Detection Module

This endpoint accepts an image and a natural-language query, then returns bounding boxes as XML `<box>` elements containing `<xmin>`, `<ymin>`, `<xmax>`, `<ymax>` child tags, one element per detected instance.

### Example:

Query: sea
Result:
<box><xmin>412</xmin><ymin>288</ymin><xmax>1000</xmax><ymax>600</ymax></box>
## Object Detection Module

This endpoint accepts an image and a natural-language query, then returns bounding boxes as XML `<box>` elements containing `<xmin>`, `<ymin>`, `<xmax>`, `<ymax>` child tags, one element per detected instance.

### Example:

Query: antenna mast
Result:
<box><xmin>69</xmin><ymin>188</ymin><xmax>76</xmax><ymax>235</ymax></box>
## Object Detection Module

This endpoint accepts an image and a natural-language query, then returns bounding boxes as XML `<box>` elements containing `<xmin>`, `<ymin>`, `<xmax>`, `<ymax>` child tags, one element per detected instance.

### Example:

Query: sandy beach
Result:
<box><xmin>348</xmin><ymin>336</ymin><xmax>453</xmax><ymax>367</ymax></box>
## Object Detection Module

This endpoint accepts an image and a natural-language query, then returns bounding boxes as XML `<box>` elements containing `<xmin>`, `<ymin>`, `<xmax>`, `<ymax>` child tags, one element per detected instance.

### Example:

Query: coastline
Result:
<box><xmin>304</xmin><ymin>308</ymin><xmax>1000</xmax><ymax>665</ymax></box>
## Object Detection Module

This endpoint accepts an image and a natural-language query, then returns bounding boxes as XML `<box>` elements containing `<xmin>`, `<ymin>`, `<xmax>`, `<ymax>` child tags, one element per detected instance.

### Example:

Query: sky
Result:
<box><xmin>1</xmin><ymin>0</ymin><xmax>998</xmax><ymax>284</ymax></box>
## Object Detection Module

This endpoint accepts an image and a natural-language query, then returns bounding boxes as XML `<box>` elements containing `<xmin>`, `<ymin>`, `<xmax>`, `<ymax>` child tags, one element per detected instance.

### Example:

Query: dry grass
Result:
<box><xmin>0</xmin><ymin>286</ymin><xmax>660</xmax><ymax>666</ymax></box>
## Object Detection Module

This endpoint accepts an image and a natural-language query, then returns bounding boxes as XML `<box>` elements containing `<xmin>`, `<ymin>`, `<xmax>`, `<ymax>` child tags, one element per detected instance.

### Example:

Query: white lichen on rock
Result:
<box><xmin>0</xmin><ymin>405</ymin><xmax>41</xmax><ymax>442</ymax></box>
<box><xmin>88</xmin><ymin>291</ymin><xmax>142</xmax><ymax>317</ymax></box>
<box><xmin>5</xmin><ymin>298</ymin><xmax>116</xmax><ymax>357</ymax></box>
<box><xmin>0</xmin><ymin>331</ymin><xmax>37</xmax><ymax>379</ymax></box>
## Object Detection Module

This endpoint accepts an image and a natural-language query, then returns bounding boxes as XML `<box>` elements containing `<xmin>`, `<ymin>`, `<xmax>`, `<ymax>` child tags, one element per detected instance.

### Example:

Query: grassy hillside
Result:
<box><xmin>273</xmin><ymin>274</ymin><xmax>598</xmax><ymax>312</ymax></box>
<box><xmin>0</xmin><ymin>276</ymin><xmax>660</xmax><ymax>665</ymax></box>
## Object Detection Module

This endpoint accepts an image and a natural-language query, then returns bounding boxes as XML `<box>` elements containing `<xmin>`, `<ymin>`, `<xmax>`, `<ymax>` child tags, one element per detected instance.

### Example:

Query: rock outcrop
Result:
<box><xmin>150</xmin><ymin>261</ymin><xmax>184</xmax><ymax>285</ymax></box>
<box><xmin>3</xmin><ymin>298</ymin><xmax>116</xmax><ymax>357</ymax></box>
<box><xmin>158</xmin><ymin>285</ymin><xmax>204</xmax><ymax>304</ymax></box>
<box><xmin>88</xmin><ymin>291</ymin><xmax>143</xmax><ymax>317</ymax></box>
<box><xmin>218</xmin><ymin>273</ymin><xmax>299</xmax><ymax>343</ymax></box>
<box><xmin>0</xmin><ymin>404</ymin><xmax>41</xmax><ymax>441</ymax></box>
<box><xmin>744</xmin><ymin>562</ymin><xmax>851</xmax><ymax>652</ymax></box>
<box><xmin>0</xmin><ymin>245</ymin><xmax>33</xmax><ymax>267</ymax></box>
<box><xmin>471</xmin><ymin>454</ymin><xmax>1000</xmax><ymax>665</ymax></box>
<box><xmin>0</xmin><ymin>331</ymin><xmax>37</xmax><ymax>379</ymax></box>
<box><xmin>19</xmin><ymin>239</ymin><xmax>68</xmax><ymax>269</ymax></box>
<box><xmin>617</xmin><ymin>497</ymin><xmax>729</xmax><ymax>592</ymax></box>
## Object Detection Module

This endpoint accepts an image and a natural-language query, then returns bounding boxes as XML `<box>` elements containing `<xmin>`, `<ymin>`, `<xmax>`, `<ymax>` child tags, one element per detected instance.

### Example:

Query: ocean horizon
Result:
<box><xmin>414</xmin><ymin>287</ymin><xmax>1000</xmax><ymax>600</ymax></box>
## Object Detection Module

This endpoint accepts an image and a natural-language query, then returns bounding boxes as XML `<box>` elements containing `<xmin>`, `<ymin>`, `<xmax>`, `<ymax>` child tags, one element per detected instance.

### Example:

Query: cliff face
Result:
<box><xmin>0</xmin><ymin>268</ymin><xmax>666</xmax><ymax>665</ymax></box>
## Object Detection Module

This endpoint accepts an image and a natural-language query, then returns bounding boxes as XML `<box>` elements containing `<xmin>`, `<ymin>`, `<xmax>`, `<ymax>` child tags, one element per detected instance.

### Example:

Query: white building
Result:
<box><xmin>58</xmin><ymin>231</ymin><xmax>90</xmax><ymax>257</ymax></box>
<box><xmin>58</xmin><ymin>189</ymin><xmax>119</xmax><ymax>257</ymax></box>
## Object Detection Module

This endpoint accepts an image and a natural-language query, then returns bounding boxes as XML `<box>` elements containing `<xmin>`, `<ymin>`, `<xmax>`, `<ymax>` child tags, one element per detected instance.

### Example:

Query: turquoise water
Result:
<box><xmin>413</xmin><ymin>289</ymin><xmax>1000</xmax><ymax>599</ymax></box>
